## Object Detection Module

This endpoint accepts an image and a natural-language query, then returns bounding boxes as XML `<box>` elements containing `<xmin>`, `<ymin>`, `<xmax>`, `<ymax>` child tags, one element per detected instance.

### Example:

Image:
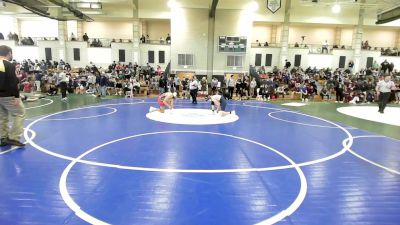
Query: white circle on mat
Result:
<box><xmin>59</xmin><ymin>131</ymin><xmax>307</xmax><ymax>225</ymax></box>
<box><xmin>337</xmin><ymin>106</ymin><xmax>400</xmax><ymax>126</ymax></box>
<box><xmin>146</xmin><ymin>108</ymin><xmax>239</xmax><ymax>125</ymax></box>
<box><xmin>282</xmin><ymin>102</ymin><xmax>307</xmax><ymax>107</ymax></box>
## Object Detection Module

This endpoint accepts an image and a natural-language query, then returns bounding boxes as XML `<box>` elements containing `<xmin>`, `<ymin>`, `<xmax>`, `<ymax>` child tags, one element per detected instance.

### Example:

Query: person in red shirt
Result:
<box><xmin>149</xmin><ymin>92</ymin><xmax>176</xmax><ymax>113</ymax></box>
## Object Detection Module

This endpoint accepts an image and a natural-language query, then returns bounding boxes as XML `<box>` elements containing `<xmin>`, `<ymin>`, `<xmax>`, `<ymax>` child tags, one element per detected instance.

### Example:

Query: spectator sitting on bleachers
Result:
<box><xmin>83</xmin><ymin>33</ymin><xmax>89</xmax><ymax>42</ymax></box>
<box><xmin>71</xmin><ymin>32</ymin><xmax>76</xmax><ymax>41</ymax></box>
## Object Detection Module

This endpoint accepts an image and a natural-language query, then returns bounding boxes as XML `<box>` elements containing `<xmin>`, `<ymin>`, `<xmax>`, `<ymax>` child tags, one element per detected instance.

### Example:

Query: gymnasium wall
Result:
<box><xmin>0</xmin><ymin>15</ymin><xmax>17</xmax><ymax>36</ymax></box>
<box><xmin>170</xmin><ymin>7</ymin><xmax>209</xmax><ymax>74</ymax></box>
<box><xmin>82</xmin><ymin>21</ymin><xmax>133</xmax><ymax>40</ymax></box>
<box><xmin>288</xmin><ymin>25</ymin><xmax>336</xmax><ymax>46</ymax></box>
<box><xmin>19</xmin><ymin>18</ymin><xmax>58</xmax><ymax>38</ymax></box>
<box><xmin>213</xmin><ymin>9</ymin><xmax>254</xmax><ymax>75</ymax></box>
<box><xmin>252</xmin><ymin>24</ymin><xmax>272</xmax><ymax>44</ymax></box>
<box><xmin>139</xmin><ymin>43</ymin><xmax>171</xmax><ymax>70</ymax></box>
<box><xmin>363</xmin><ymin>28</ymin><xmax>397</xmax><ymax>48</ymax></box>
<box><xmin>146</xmin><ymin>20</ymin><xmax>171</xmax><ymax>41</ymax></box>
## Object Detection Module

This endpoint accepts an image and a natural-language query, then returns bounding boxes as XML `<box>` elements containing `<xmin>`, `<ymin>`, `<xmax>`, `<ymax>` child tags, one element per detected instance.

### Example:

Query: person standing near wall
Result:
<box><xmin>58</xmin><ymin>70</ymin><xmax>68</xmax><ymax>101</ymax></box>
<box><xmin>0</xmin><ymin>45</ymin><xmax>25</xmax><ymax>147</ymax></box>
<box><xmin>189</xmin><ymin>76</ymin><xmax>199</xmax><ymax>104</ymax></box>
<box><xmin>322</xmin><ymin>40</ymin><xmax>329</xmax><ymax>54</ymax></box>
<box><xmin>227</xmin><ymin>75</ymin><xmax>235</xmax><ymax>100</ymax></box>
<box><xmin>376</xmin><ymin>74</ymin><xmax>396</xmax><ymax>113</ymax></box>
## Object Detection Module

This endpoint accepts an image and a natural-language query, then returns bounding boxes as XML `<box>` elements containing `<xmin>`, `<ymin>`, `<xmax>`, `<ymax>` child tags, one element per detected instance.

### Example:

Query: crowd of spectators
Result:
<box><xmin>8</xmin><ymin>56</ymin><xmax>400</xmax><ymax>105</ymax></box>
<box><xmin>140</xmin><ymin>34</ymin><xmax>171</xmax><ymax>44</ymax></box>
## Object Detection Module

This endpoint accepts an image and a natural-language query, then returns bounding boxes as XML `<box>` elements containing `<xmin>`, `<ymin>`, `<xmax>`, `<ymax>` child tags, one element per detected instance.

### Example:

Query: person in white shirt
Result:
<box><xmin>58</xmin><ymin>71</ymin><xmax>68</xmax><ymax>100</ymax></box>
<box><xmin>226</xmin><ymin>75</ymin><xmax>235</xmax><ymax>99</ymax></box>
<box><xmin>210</xmin><ymin>92</ymin><xmax>234</xmax><ymax>117</ymax></box>
<box><xmin>250</xmin><ymin>78</ymin><xmax>257</xmax><ymax>98</ymax></box>
<box><xmin>322</xmin><ymin>40</ymin><xmax>329</xmax><ymax>54</ymax></box>
<box><xmin>210</xmin><ymin>78</ymin><xmax>219</xmax><ymax>95</ymax></box>
<box><xmin>376</xmin><ymin>74</ymin><xmax>396</xmax><ymax>113</ymax></box>
<box><xmin>70</xmin><ymin>33</ymin><xmax>76</xmax><ymax>41</ymax></box>
<box><xmin>189</xmin><ymin>77</ymin><xmax>199</xmax><ymax>104</ymax></box>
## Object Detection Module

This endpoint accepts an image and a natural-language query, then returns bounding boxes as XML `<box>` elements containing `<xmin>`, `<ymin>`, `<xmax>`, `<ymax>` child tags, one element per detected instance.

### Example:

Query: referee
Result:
<box><xmin>0</xmin><ymin>45</ymin><xmax>25</xmax><ymax>147</ymax></box>
<box><xmin>376</xmin><ymin>74</ymin><xmax>396</xmax><ymax>114</ymax></box>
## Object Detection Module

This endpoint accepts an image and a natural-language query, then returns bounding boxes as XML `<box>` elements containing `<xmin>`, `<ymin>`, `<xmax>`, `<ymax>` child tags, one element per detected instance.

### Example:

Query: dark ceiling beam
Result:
<box><xmin>46</xmin><ymin>0</ymin><xmax>94</xmax><ymax>22</ymax></box>
<box><xmin>376</xmin><ymin>6</ymin><xmax>400</xmax><ymax>24</ymax></box>
<box><xmin>3</xmin><ymin>0</ymin><xmax>93</xmax><ymax>21</ymax></box>
<box><xmin>209</xmin><ymin>0</ymin><xmax>219</xmax><ymax>18</ymax></box>
<box><xmin>3</xmin><ymin>0</ymin><xmax>66</xmax><ymax>21</ymax></box>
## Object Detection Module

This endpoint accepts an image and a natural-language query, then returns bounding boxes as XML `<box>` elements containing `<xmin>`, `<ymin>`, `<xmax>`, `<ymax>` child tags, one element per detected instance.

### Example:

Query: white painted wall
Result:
<box><xmin>111</xmin><ymin>42</ymin><xmax>134</xmax><ymax>64</ymax></box>
<box><xmin>65</xmin><ymin>41</ymin><xmax>88</xmax><ymax>68</ymax></box>
<box><xmin>213</xmin><ymin>9</ymin><xmax>254</xmax><ymax>75</ymax></box>
<box><xmin>332</xmin><ymin>49</ymin><xmax>354</xmax><ymax>69</ymax></box>
<box><xmin>340</xmin><ymin>28</ymin><xmax>353</xmax><ymax>46</ymax></box>
<box><xmin>307</xmin><ymin>54</ymin><xmax>333</xmax><ymax>69</ymax></box>
<box><xmin>138</xmin><ymin>0</ymin><xmax>171</xmax><ymax>19</ymax></box>
<box><xmin>146</xmin><ymin>20</ymin><xmax>170</xmax><ymax>41</ymax></box>
<box><xmin>0</xmin><ymin>16</ymin><xmax>17</xmax><ymax>37</ymax></box>
<box><xmin>359</xmin><ymin>50</ymin><xmax>381</xmax><ymax>70</ymax></box>
<box><xmin>287</xmin><ymin>48</ymin><xmax>310</xmax><ymax>69</ymax></box>
<box><xmin>289</xmin><ymin>25</ymin><xmax>335</xmax><ymax>46</ymax></box>
<box><xmin>140</xmin><ymin>44</ymin><xmax>171</xmax><ymax>70</ymax></box>
<box><xmin>87</xmin><ymin>48</ymin><xmax>112</xmax><ymax>68</ymax></box>
<box><xmin>0</xmin><ymin>40</ymin><xmax>16</xmax><ymax>48</ymax></box>
<box><xmin>250</xmin><ymin>47</ymin><xmax>281</xmax><ymax>72</ymax></box>
<box><xmin>37</xmin><ymin>40</ymin><xmax>62</xmax><ymax>62</ymax></box>
<box><xmin>13</xmin><ymin>46</ymin><xmax>39</xmax><ymax>62</ymax></box>
<box><xmin>170</xmin><ymin>8</ymin><xmax>209</xmax><ymax>74</ymax></box>
<box><xmin>19</xmin><ymin>18</ymin><xmax>58</xmax><ymax>38</ymax></box>
<box><xmin>363</xmin><ymin>29</ymin><xmax>397</xmax><ymax>48</ymax></box>
<box><xmin>67</xmin><ymin>20</ymin><xmax>78</xmax><ymax>40</ymax></box>
<box><xmin>252</xmin><ymin>24</ymin><xmax>271</xmax><ymax>44</ymax></box>
<box><xmin>82</xmin><ymin>21</ymin><xmax>133</xmax><ymax>39</ymax></box>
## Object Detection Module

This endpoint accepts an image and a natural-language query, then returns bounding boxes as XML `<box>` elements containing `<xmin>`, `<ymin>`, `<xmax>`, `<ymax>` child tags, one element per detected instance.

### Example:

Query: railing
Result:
<box><xmin>85</xmin><ymin>38</ymin><xmax>133</xmax><ymax>48</ymax></box>
<box><xmin>287</xmin><ymin>44</ymin><xmax>353</xmax><ymax>54</ymax></box>
<box><xmin>1</xmin><ymin>37</ymin><xmax>58</xmax><ymax>46</ymax></box>
<box><xmin>251</xmin><ymin>42</ymin><xmax>280</xmax><ymax>48</ymax></box>
<box><xmin>140</xmin><ymin>39</ymin><xmax>171</xmax><ymax>45</ymax></box>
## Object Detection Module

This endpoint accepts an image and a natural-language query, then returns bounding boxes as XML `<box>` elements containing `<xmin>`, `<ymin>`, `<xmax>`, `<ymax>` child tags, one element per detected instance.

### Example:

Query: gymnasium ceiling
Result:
<box><xmin>0</xmin><ymin>0</ymin><xmax>399</xmax><ymax>26</ymax></box>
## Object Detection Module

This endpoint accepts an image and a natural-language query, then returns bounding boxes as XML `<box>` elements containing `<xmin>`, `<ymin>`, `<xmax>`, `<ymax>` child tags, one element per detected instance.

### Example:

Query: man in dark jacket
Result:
<box><xmin>0</xmin><ymin>45</ymin><xmax>25</xmax><ymax>147</ymax></box>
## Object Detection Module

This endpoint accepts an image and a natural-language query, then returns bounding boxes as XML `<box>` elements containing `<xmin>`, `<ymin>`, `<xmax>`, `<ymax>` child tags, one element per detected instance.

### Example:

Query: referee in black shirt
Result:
<box><xmin>0</xmin><ymin>45</ymin><xmax>25</xmax><ymax>147</ymax></box>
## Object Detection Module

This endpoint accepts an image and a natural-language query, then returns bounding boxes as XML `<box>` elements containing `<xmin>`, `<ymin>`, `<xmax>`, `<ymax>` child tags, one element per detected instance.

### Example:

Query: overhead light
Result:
<box><xmin>80</xmin><ymin>11</ymin><xmax>103</xmax><ymax>15</ymax></box>
<box><xmin>249</xmin><ymin>1</ymin><xmax>259</xmax><ymax>11</ymax></box>
<box><xmin>167</xmin><ymin>0</ymin><xmax>177</xmax><ymax>8</ymax></box>
<box><xmin>76</xmin><ymin>0</ymin><xmax>99</xmax><ymax>2</ymax></box>
<box><xmin>76</xmin><ymin>2</ymin><xmax>102</xmax><ymax>9</ymax></box>
<box><xmin>332</xmin><ymin>3</ymin><xmax>341</xmax><ymax>13</ymax></box>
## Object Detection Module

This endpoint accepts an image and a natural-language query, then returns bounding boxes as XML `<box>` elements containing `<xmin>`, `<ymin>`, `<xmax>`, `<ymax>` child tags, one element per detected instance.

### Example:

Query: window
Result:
<box><xmin>339</xmin><ymin>56</ymin><xmax>346</xmax><ymax>68</ymax></box>
<box><xmin>227</xmin><ymin>55</ymin><xmax>243</xmax><ymax>67</ymax></box>
<box><xmin>159</xmin><ymin>51</ymin><xmax>165</xmax><ymax>64</ymax></box>
<box><xmin>265</xmin><ymin>54</ymin><xmax>272</xmax><ymax>66</ymax></box>
<box><xmin>294</xmin><ymin>54</ymin><xmax>301</xmax><ymax>67</ymax></box>
<box><xmin>73</xmin><ymin>48</ymin><xmax>80</xmax><ymax>61</ymax></box>
<box><xmin>255</xmin><ymin>54</ymin><xmax>262</xmax><ymax>66</ymax></box>
<box><xmin>45</xmin><ymin>48</ymin><xmax>52</xmax><ymax>61</ymax></box>
<box><xmin>119</xmin><ymin>49</ymin><xmax>125</xmax><ymax>62</ymax></box>
<box><xmin>148</xmin><ymin>51</ymin><xmax>154</xmax><ymax>63</ymax></box>
<box><xmin>178</xmin><ymin>54</ymin><xmax>194</xmax><ymax>66</ymax></box>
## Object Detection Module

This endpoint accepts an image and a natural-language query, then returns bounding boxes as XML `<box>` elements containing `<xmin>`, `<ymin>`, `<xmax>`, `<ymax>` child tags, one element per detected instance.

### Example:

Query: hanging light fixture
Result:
<box><xmin>332</xmin><ymin>1</ymin><xmax>341</xmax><ymax>14</ymax></box>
